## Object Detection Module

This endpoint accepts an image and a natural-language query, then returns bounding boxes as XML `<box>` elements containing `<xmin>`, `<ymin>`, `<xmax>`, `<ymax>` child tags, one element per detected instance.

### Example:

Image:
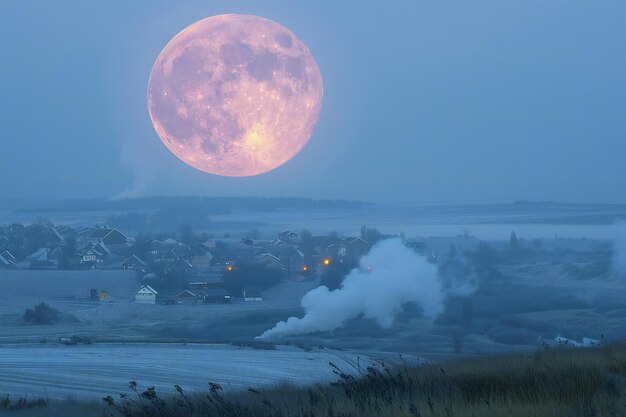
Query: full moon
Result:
<box><xmin>147</xmin><ymin>14</ymin><xmax>323</xmax><ymax>177</ymax></box>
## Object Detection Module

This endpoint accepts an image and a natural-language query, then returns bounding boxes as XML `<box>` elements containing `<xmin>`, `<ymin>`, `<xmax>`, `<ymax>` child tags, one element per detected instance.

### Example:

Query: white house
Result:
<box><xmin>135</xmin><ymin>285</ymin><xmax>158</xmax><ymax>304</ymax></box>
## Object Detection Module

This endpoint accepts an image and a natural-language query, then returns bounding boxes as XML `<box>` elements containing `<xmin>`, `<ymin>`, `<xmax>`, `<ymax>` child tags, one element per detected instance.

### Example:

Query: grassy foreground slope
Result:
<box><xmin>3</xmin><ymin>344</ymin><xmax>626</xmax><ymax>417</ymax></box>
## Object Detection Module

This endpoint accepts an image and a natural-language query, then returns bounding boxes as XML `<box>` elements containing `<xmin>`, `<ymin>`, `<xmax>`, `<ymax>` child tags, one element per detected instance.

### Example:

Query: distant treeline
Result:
<box><xmin>89</xmin><ymin>197</ymin><xmax>369</xmax><ymax>232</ymax></box>
<box><xmin>16</xmin><ymin>196</ymin><xmax>372</xmax><ymax>214</ymax></box>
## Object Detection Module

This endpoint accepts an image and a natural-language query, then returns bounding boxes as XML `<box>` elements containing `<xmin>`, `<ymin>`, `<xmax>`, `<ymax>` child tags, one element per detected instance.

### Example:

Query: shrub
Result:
<box><xmin>23</xmin><ymin>302</ymin><xmax>60</xmax><ymax>325</ymax></box>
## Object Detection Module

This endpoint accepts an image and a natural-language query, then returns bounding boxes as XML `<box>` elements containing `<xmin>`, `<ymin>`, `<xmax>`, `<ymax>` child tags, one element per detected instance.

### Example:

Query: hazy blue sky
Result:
<box><xmin>1</xmin><ymin>1</ymin><xmax>625</xmax><ymax>204</ymax></box>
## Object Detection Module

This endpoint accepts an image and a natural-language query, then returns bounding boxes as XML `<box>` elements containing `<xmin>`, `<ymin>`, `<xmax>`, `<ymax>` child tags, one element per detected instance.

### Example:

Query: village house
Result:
<box><xmin>254</xmin><ymin>252</ymin><xmax>285</xmax><ymax>271</ymax></box>
<box><xmin>8</xmin><ymin>223</ymin><xmax>25</xmax><ymax>234</ymax></box>
<box><xmin>273</xmin><ymin>245</ymin><xmax>305</xmax><ymax>279</ymax></box>
<box><xmin>278</xmin><ymin>230</ymin><xmax>301</xmax><ymax>244</ymax></box>
<box><xmin>47</xmin><ymin>246</ymin><xmax>65</xmax><ymax>265</ymax></box>
<box><xmin>0</xmin><ymin>236</ymin><xmax>10</xmax><ymax>251</ymax></box>
<box><xmin>190</xmin><ymin>242</ymin><xmax>213</xmax><ymax>272</ymax></box>
<box><xmin>243</xmin><ymin>287</ymin><xmax>263</xmax><ymax>302</ymax></box>
<box><xmin>74</xmin><ymin>241</ymin><xmax>109</xmax><ymax>269</ymax></box>
<box><xmin>89</xmin><ymin>289</ymin><xmax>111</xmax><ymax>302</ymax></box>
<box><xmin>0</xmin><ymin>249</ymin><xmax>16</xmax><ymax>268</ymax></box>
<box><xmin>123</xmin><ymin>254</ymin><xmax>147</xmax><ymax>270</ymax></box>
<box><xmin>135</xmin><ymin>285</ymin><xmax>158</xmax><ymax>304</ymax></box>
<box><xmin>40</xmin><ymin>224</ymin><xmax>64</xmax><ymax>247</ymax></box>
<box><xmin>87</xmin><ymin>227</ymin><xmax>131</xmax><ymax>253</ymax></box>
<box><xmin>309</xmin><ymin>235</ymin><xmax>342</xmax><ymax>255</ymax></box>
<box><xmin>189</xmin><ymin>276</ymin><xmax>224</xmax><ymax>290</ymax></box>
<box><xmin>345</xmin><ymin>238</ymin><xmax>370</xmax><ymax>259</ymax></box>
<box><xmin>175</xmin><ymin>289</ymin><xmax>204</xmax><ymax>304</ymax></box>
<box><xmin>326</xmin><ymin>242</ymin><xmax>347</xmax><ymax>260</ymax></box>
<box><xmin>203</xmin><ymin>288</ymin><xmax>231</xmax><ymax>303</ymax></box>
<box><xmin>28</xmin><ymin>248</ymin><xmax>57</xmax><ymax>270</ymax></box>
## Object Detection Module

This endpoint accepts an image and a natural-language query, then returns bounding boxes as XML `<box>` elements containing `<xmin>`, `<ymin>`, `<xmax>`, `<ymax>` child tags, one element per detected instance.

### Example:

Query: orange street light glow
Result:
<box><xmin>323</xmin><ymin>259</ymin><xmax>330</xmax><ymax>266</ymax></box>
<box><xmin>303</xmin><ymin>266</ymin><xmax>308</xmax><ymax>271</ymax></box>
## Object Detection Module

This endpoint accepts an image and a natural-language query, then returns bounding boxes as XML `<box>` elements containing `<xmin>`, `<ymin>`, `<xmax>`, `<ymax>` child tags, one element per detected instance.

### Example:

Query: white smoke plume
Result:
<box><xmin>258</xmin><ymin>239</ymin><xmax>444</xmax><ymax>339</ymax></box>
<box><xmin>111</xmin><ymin>136</ymin><xmax>156</xmax><ymax>200</ymax></box>
<box><xmin>612</xmin><ymin>221</ymin><xmax>626</xmax><ymax>276</ymax></box>
<box><xmin>111</xmin><ymin>168</ymin><xmax>154</xmax><ymax>200</ymax></box>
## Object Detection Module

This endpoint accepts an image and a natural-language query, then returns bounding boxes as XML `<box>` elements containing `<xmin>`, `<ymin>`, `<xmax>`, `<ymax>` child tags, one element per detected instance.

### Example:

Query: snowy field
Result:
<box><xmin>0</xmin><ymin>270</ymin><xmax>318</xmax><ymax>344</ymax></box>
<box><xmin>0</xmin><ymin>343</ymin><xmax>370</xmax><ymax>399</ymax></box>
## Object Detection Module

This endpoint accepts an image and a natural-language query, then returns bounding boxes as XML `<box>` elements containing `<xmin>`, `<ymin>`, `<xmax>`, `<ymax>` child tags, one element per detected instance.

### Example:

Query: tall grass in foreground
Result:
<box><xmin>3</xmin><ymin>344</ymin><xmax>626</xmax><ymax>417</ymax></box>
<box><xmin>104</xmin><ymin>344</ymin><xmax>626</xmax><ymax>417</ymax></box>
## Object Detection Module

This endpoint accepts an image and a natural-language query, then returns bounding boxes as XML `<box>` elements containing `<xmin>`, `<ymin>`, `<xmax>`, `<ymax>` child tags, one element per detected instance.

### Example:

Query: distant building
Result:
<box><xmin>88</xmin><ymin>227</ymin><xmax>131</xmax><ymax>247</ymax></box>
<box><xmin>189</xmin><ymin>276</ymin><xmax>223</xmax><ymax>290</ymax></box>
<box><xmin>176</xmin><ymin>289</ymin><xmax>204</xmax><ymax>304</ymax></box>
<box><xmin>255</xmin><ymin>253</ymin><xmax>285</xmax><ymax>271</ymax></box>
<box><xmin>203</xmin><ymin>288</ymin><xmax>231</xmax><ymax>303</ymax></box>
<box><xmin>345</xmin><ymin>238</ymin><xmax>369</xmax><ymax>259</ymax></box>
<box><xmin>278</xmin><ymin>230</ymin><xmax>301</xmax><ymax>244</ymax></box>
<box><xmin>191</xmin><ymin>243</ymin><xmax>213</xmax><ymax>272</ymax></box>
<box><xmin>28</xmin><ymin>248</ymin><xmax>57</xmax><ymax>270</ymax></box>
<box><xmin>74</xmin><ymin>243</ymin><xmax>107</xmax><ymax>269</ymax></box>
<box><xmin>243</xmin><ymin>287</ymin><xmax>263</xmax><ymax>302</ymax></box>
<box><xmin>0</xmin><ymin>250</ymin><xmax>16</xmax><ymax>269</ymax></box>
<box><xmin>135</xmin><ymin>285</ymin><xmax>158</xmax><ymax>304</ymax></box>
<box><xmin>47</xmin><ymin>247</ymin><xmax>65</xmax><ymax>265</ymax></box>
<box><xmin>326</xmin><ymin>242</ymin><xmax>347</xmax><ymax>260</ymax></box>
<box><xmin>274</xmin><ymin>246</ymin><xmax>304</xmax><ymax>279</ymax></box>
<box><xmin>123</xmin><ymin>255</ymin><xmax>146</xmax><ymax>270</ymax></box>
<box><xmin>99</xmin><ymin>290</ymin><xmax>111</xmax><ymax>302</ymax></box>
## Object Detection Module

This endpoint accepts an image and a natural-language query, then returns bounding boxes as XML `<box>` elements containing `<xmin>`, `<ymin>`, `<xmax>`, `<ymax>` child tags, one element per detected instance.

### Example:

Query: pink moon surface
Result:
<box><xmin>147</xmin><ymin>14</ymin><xmax>323</xmax><ymax>177</ymax></box>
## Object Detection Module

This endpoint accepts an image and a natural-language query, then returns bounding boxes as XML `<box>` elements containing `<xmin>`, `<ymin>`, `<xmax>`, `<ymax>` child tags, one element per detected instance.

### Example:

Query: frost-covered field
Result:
<box><xmin>0</xmin><ymin>270</ymin><xmax>318</xmax><ymax>344</ymax></box>
<box><xmin>0</xmin><ymin>343</ymin><xmax>370</xmax><ymax>399</ymax></box>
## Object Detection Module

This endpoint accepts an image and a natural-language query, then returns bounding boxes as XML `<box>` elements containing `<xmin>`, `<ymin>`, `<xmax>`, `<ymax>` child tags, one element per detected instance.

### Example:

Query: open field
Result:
<box><xmin>3</xmin><ymin>344</ymin><xmax>626</xmax><ymax>417</ymax></box>
<box><xmin>0</xmin><ymin>343</ymin><xmax>371</xmax><ymax>400</ymax></box>
<box><xmin>0</xmin><ymin>270</ymin><xmax>317</xmax><ymax>344</ymax></box>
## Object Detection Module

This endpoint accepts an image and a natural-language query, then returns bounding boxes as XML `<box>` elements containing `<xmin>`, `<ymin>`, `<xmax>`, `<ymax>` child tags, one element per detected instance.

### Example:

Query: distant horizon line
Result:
<box><xmin>2</xmin><ymin>195</ymin><xmax>626</xmax><ymax>209</ymax></box>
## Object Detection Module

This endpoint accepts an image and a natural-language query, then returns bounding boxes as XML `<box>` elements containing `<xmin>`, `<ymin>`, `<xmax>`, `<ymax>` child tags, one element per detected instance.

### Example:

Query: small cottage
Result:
<box><xmin>135</xmin><ymin>285</ymin><xmax>158</xmax><ymax>304</ymax></box>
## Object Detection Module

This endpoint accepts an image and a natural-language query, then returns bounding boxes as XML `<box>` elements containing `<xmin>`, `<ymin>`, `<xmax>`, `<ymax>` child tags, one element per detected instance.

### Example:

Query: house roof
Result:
<box><xmin>189</xmin><ymin>275</ymin><xmax>223</xmax><ymax>286</ymax></box>
<box><xmin>163</xmin><ymin>237</ymin><xmax>180</xmax><ymax>246</ymax></box>
<box><xmin>170</xmin><ymin>258</ymin><xmax>193</xmax><ymax>268</ymax></box>
<box><xmin>0</xmin><ymin>253</ymin><xmax>14</xmax><ymax>266</ymax></box>
<box><xmin>88</xmin><ymin>228</ymin><xmax>129</xmax><ymax>243</ymax></box>
<box><xmin>176</xmin><ymin>289</ymin><xmax>197</xmax><ymax>298</ymax></box>
<box><xmin>89</xmin><ymin>228</ymin><xmax>113</xmax><ymax>239</ymax></box>
<box><xmin>47</xmin><ymin>226</ymin><xmax>64</xmax><ymax>243</ymax></box>
<box><xmin>203</xmin><ymin>288</ymin><xmax>231</xmax><ymax>297</ymax></box>
<box><xmin>28</xmin><ymin>248</ymin><xmax>49</xmax><ymax>261</ymax></box>
<box><xmin>124</xmin><ymin>254</ymin><xmax>146</xmax><ymax>265</ymax></box>
<box><xmin>79</xmin><ymin>241</ymin><xmax>110</xmax><ymax>255</ymax></box>
<box><xmin>192</xmin><ymin>243</ymin><xmax>213</xmax><ymax>256</ymax></box>
<box><xmin>136</xmin><ymin>285</ymin><xmax>158</xmax><ymax>295</ymax></box>
<box><xmin>49</xmin><ymin>246</ymin><xmax>64</xmax><ymax>255</ymax></box>
<box><xmin>273</xmin><ymin>245</ymin><xmax>304</xmax><ymax>258</ymax></box>
<box><xmin>0</xmin><ymin>250</ymin><xmax>16</xmax><ymax>261</ymax></box>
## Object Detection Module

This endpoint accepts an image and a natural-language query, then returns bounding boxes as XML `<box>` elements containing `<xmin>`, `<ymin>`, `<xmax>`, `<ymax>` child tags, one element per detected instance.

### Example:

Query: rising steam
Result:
<box><xmin>111</xmin><ymin>133</ymin><xmax>156</xmax><ymax>200</ymax></box>
<box><xmin>258</xmin><ymin>239</ymin><xmax>444</xmax><ymax>339</ymax></box>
